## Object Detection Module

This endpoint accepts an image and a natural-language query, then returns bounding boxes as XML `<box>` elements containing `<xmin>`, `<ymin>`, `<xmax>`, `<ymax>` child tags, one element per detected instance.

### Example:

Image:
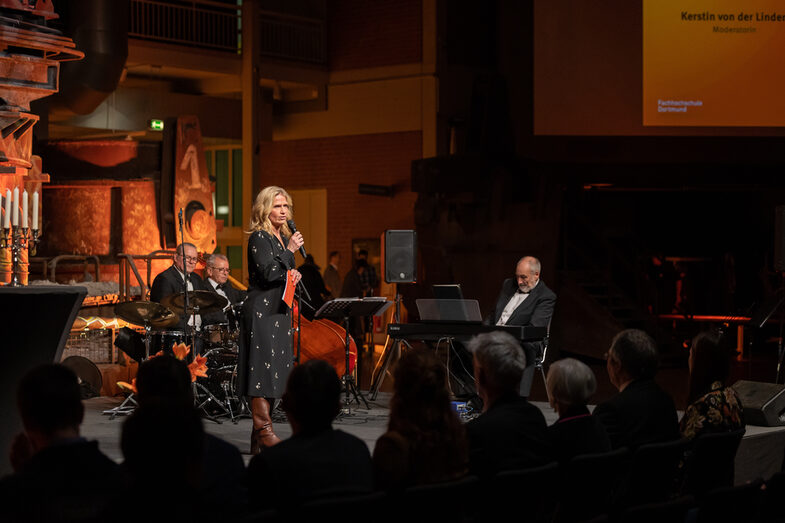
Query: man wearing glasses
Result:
<box><xmin>151</xmin><ymin>242</ymin><xmax>206</xmax><ymax>334</ymax></box>
<box><xmin>203</xmin><ymin>253</ymin><xmax>246</xmax><ymax>325</ymax></box>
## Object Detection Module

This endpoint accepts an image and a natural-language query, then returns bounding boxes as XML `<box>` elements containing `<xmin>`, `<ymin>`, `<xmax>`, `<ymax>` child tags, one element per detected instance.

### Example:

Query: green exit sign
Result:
<box><xmin>148</xmin><ymin>119</ymin><xmax>164</xmax><ymax>131</ymax></box>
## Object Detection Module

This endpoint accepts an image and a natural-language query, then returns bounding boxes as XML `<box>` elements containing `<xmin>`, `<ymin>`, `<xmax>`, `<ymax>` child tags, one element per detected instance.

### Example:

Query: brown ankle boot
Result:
<box><xmin>250</xmin><ymin>397</ymin><xmax>281</xmax><ymax>454</ymax></box>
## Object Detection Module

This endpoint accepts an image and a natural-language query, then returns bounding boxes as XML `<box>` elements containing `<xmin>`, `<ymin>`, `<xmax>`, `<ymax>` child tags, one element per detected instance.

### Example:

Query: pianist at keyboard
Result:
<box><xmin>485</xmin><ymin>256</ymin><xmax>557</xmax><ymax>396</ymax></box>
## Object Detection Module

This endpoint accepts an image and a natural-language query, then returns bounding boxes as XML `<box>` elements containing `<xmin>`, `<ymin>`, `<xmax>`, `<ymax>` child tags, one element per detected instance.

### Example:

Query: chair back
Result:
<box><xmin>760</xmin><ymin>471</ymin><xmax>785</xmax><ymax>522</ymax></box>
<box><xmin>479</xmin><ymin>462</ymin><xmax>559</xmax><ymax>523</ymax></box>
<box><xmin>553</xmin><ymin>447</ymin><xmax>630</xmax><ymax>523</ymax></box>
<box><xmin>695</xmin><ymin>478</ymin><xmax>763</xmax><ymax>523</ymax></box>
<box><xmin>401</xmin><ymin>475</ymin><xmax>480</xmax><ymax>523</ymax></box>
<box><xmin>616</xmin><ymin>438</ymin><xmax>688</xmax><ymax>507</ymax></box>
<box><xmin>680</xmin><ymin>428</ymin><xmax>745</xmax><ymax>496</ymax></box>
<box><xmin>619</xmin><ymin>495</ymin><xmax>695</xmax><ymax>523</ymax></box>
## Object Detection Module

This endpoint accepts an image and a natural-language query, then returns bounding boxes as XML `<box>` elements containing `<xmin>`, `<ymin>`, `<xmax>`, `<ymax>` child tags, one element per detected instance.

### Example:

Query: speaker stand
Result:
<box><xmin>370</xmin><ymin>290</ymin><xmax>408</xmax><ymax>400</ymax></box>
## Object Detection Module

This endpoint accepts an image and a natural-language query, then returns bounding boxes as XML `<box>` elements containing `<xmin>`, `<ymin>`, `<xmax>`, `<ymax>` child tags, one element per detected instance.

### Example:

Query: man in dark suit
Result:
<box><xmin>202</xmin><ymin>253</ymin><xmax>245</xmax><ymax>327</ymax></box>
<box><xmin>297</xmin><ymin>254</ymin><xmax>330</xmax><ymax>319</ymax></box>
<box><xmin>322</xmin><ymin>250</ymin><xmax>342</xmax><ymax>298</ymax></box>
<box><xmin>150</xmin><ymin>242</ymin><xmax>206</xmax><ymax>333</ymax></box>
<box><xmin>465</xmin><ymin>331</ymin><xmax>553</xmax><ymax>479</ymax></box>
<box><xmin>487</xmin><ymin>256</ymin><xmax>557</xmax><ymax>396</ymax></box>
<box><xmin>246</xmin><ymin>359</ymin><xmax>373</xmax><ymax>512</ymax></box>
<box><xmin>592</xmin><ymin>329</ymin><xmax>680</xmax><ymax>449</ymax></box>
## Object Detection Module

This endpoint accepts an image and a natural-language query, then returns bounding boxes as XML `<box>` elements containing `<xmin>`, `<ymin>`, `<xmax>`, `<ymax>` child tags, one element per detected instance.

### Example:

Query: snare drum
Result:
<box><xmin>202</xmin><ymin>323</ymin><xmax>234</xmax><ymax>346</ymax></box>
<box><xmin>151</xmin><ymin>330</ymin><xmax>187</xmax><ymax>356</ymax></box>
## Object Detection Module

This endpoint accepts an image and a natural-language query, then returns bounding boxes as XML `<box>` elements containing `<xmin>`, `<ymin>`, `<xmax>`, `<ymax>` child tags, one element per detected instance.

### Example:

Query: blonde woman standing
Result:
<box><xmin>239</xmin><ymin>186</ymin><xmax>303</xmax><ymax>454</ymax></box>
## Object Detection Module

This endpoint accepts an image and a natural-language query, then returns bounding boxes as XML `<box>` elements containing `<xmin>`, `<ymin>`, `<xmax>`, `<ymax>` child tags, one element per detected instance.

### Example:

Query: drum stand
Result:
<box><xmin>103</xmin><ymin>322</ymin><xmax>154</xmax><ymax>419</ymax></box>
<box><xmin>187</xmin><ymin>305</ymin><xmax>235</xmax><ymax>423</ymax></box>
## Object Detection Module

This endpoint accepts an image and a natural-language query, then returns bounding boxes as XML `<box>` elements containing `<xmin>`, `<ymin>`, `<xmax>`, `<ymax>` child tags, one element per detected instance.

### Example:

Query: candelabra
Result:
<box><xmin>2</xmin><ymin>224</ymin><xmax>40</xmax><ymax>286</ymax></box>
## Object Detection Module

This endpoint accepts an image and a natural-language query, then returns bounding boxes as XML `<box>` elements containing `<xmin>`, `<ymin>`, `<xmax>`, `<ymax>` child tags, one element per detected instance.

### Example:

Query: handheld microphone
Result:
<box><xmin>286</xmin><ymin>219</ymin><xmax>307</xmax><ymax>258</ymax></box>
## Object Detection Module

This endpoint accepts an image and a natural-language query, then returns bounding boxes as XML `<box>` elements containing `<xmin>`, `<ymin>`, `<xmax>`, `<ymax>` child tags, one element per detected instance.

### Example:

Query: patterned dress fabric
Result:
<box><xmin>238</xmin><ymin>230</ymin><xmax>295</xmax><ymax>398</ymax></box>
<box><xmin>679</xmin><ymin>381</ymin><xmax>744</xmax><ymax>441</ymax></box>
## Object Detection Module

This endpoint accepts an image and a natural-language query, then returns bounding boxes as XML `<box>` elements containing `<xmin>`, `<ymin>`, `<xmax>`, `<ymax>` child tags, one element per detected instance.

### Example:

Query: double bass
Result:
<box><xmin>292</xmin><ymin>301</ymin><xmax>357</xmax><ymax>376</ymax></box>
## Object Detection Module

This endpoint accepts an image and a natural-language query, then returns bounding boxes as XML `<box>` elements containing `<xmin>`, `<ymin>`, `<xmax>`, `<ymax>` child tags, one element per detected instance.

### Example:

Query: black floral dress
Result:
<box><xmin>679</xmin><ymin>381</ymin><xmax>744</xmax><ymax>441</ymax></box>
<box><xmin>237</xmin><ymin>230</ymin><xmax>295</xmax><ymax>399</ymax></box>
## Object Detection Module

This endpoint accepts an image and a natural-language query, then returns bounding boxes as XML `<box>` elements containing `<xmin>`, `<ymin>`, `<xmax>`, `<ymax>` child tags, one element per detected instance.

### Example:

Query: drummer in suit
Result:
<box><xmin>203</xmin><ymin>253</ymin><xmax>246</xmax><ymax>328</ymax></box>
<box><xmin>150</xmin><ymin>242</ymin><xmax>206</xmax><ymax>340</ymax></box>
<box><xmin>486</xmin><ymin>256</ymin><xmax>557</xmax><ymax>396</ymax></box>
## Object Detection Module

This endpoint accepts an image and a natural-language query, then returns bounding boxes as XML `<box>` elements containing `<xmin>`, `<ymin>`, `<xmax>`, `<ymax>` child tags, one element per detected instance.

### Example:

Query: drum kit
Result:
<box><xmin>108</xmin><ymin>290</ymin><xmax>247</xmax><ymax>422</ymax></box>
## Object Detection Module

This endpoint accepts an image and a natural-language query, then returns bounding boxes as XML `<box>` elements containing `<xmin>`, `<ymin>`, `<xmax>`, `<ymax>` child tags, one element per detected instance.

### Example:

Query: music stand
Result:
<box><xmin>315</xmin><ymin>297</ymin><xmax>391</xmax><ymax>413</ymax></box>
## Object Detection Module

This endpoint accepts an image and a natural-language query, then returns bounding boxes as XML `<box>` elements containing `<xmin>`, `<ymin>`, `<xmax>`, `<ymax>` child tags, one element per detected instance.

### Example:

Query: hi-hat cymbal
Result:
<box><xmin>115</xmin><ymin>300</ymin><xmax>178</xmax><ymax>329</ymax></box>
<box><xmin>162</xmin><ymin>290</ymin><xmax>228</xmax><ymax>315</ymax></box>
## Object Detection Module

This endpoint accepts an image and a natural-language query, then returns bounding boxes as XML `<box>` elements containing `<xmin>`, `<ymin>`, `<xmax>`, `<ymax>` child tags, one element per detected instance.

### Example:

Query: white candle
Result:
<box><xmin>21</xmin><ymin>189</ymin><xmax>28</xmax><ymax>229</ymax></box>
<box><xmin>11</xmin><ymin>187</ymin><xmax>18</xmax><ymax>227</ymax></box>
<box><xmin>32</xmin><ymin>191</ymin><xmax>38</xmax><ymax>230</ymax></box>
<box><xmin>3</xmin><ymin>189</ymin><xmax>9</xmax><ymax>229</ymax></box>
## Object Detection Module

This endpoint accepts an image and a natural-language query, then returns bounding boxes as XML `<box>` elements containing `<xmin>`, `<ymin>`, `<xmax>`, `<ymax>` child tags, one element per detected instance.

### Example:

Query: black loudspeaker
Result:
<box><xmin>384</xmin><ymin>230</ymin><xmax>417</xmax><ymax>283</ymax></box>
<box><xmin>775</xmin><ymin>206</ymin><xmax>785</xmax><ymax>271</ymax></box>
<box><xmin>0</xmin><ymin>285</ymin><xmax>87</xmax><ymax>475</ymax></box>
<box><xmin>732</xmin><ymin>380</ymin><xmax>785</xmax><ymax>426</ymax></box>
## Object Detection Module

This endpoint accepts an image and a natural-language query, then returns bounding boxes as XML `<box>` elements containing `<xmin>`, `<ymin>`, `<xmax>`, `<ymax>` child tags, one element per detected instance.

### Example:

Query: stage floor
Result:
<box><xmin>80</xmin><ymin>393</ymin><xmax>785</xmax><ymax>484</ymax></box>
<box><xmin>80</xmin><ymin>394</ymin><xmax>561</xmax><ymax>466</ymax></box>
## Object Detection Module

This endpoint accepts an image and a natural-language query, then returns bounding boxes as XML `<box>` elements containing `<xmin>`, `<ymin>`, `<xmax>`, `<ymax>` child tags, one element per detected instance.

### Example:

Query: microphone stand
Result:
<box><xmin>293</xmin><ymin>279</ymin><xmax>312</xmax><ymax>365</ymax></box>
<box><xmin>178</xmin><ymin>208</ymin><xmax>194</xmax><ymax>351</ymax></box>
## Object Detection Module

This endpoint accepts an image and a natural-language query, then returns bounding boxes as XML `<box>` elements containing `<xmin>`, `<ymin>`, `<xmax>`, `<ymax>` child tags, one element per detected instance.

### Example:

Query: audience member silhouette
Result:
<box><xmin>0</xmin><ymin>364</ymin><xmax>123</xmax><ymax>523</ymax></box>
<box><xmin>593</xmin><ymin>329</ymin><xmax>679</xmax><ymax>449</ymax></box>
<box><xmin>546</xmin><ymin>357</ymin><xmax>611</xmax><ymax>462</ymax></box>
<box><xmin>246</xmin><ymin>359</ymin><xmax>373</xmax><ymax>511</ymax></box>
<box><xmin>374</xmin><ymin>349</ymin><xmax>468</xmax><ymax>490</ymax></box>
<box><xmin>680</xmin><ymin>331</ymin><xmax>744</xmax><ymax>441</ymax></box>
<box><xmin>122</xmin><ymin>355</ymin><xmax>245</xmax><ymax>521</ymax></box>
<box><xmin>464</xmin><ymin>331</ymin><xmax>552</xmax><ymax>478</ymax></box>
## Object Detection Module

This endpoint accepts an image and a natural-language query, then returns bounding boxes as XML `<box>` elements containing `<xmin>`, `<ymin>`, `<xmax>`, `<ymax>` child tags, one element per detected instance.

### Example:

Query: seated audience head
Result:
<box><xmin>135</xmin><ymin>354</ymin><xmax>193</xmax><ymax>407</ymax></box>
<box><xmin>281</xmin><ymin>359</ymin><xmax>342</xmax><ymax>434</ymax></box>
<box><xmin>687</xmin><ymin>330</ymin><xmax>732</xmax><ymax>403</ymax></box>
<box><xmin>605</xmin><ymin>329</ymin><xmax>659</xmax><ymax>391</ymax></box>
<box><xmin>546</xmin><ymin>358</ymin><xmax>597</xmax><ymax>415</ymax></box>
<box><xmin>17</xmin><ymin>364</ymin><xmax>84</xmax><ymax>448</ymax></box>
<box><xmin>389</xmin><ymin>349</ymin><xmax>456</xmax><ymax>431</ymax></box>
<box><xmin>468</xmin><ymin>331</ymin><xmax>527</xmax><ymax>410</ymax></box>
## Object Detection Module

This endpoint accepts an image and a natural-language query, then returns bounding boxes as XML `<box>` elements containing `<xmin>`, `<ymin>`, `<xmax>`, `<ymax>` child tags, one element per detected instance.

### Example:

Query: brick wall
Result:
<box><xmin>328</xmin><ymin>0</ymin><xmax>422</xmax><ymax>71</ymax></box>
<box><xmin>259</xmin><ymin>131</ymin><xmax>421</xmax><ymax>271</ymax></box>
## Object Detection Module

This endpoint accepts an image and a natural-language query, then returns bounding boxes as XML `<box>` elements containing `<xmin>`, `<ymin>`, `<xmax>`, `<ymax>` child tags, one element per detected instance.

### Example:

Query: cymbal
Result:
<box><xmin>115</xmin><ymin>300</ymin><xmax>178</xmax><ymax>329</ymax></box>
<box><xmin>162</xmin><ymin>290</ymin><xmax>228</xmax><ymax>315</ymax></box>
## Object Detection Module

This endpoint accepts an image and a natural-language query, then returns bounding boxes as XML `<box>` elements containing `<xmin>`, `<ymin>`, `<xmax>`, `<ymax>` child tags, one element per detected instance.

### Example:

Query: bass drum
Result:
<box><xmin>195</xmin><ymin>347</ymin><xmax>240</xmax><ymax>417</ymax></box>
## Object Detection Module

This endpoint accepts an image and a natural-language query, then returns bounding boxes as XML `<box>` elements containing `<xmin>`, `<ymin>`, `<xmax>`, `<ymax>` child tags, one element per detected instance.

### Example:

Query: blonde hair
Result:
<box><xmin>247</xmin><ymin>186</ymin><xmax>294</xmax><ymax>236</ymax></box>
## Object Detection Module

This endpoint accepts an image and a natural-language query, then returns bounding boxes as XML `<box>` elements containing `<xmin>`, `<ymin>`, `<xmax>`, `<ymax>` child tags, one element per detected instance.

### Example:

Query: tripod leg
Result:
<box><xmin>348</xmin><ymin>378</ymin><xmax>370</xmax><ymax>409</ymax></box>
<box><xmin>370</xmin><ymin>337</ymin><xmax>400</xmax><ymax>400</ymax></box>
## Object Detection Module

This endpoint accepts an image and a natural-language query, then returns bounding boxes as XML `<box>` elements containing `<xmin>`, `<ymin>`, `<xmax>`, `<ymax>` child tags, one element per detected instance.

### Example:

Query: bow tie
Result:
<box><xmin>216</xmin><ymin>283</ymin><xmax>227</xmax><ymax>291</ymax></box>
<box><xmin>517</xmin><ymin>289</ymin><xmax>530</xmax><ymax>295</ymax></box>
